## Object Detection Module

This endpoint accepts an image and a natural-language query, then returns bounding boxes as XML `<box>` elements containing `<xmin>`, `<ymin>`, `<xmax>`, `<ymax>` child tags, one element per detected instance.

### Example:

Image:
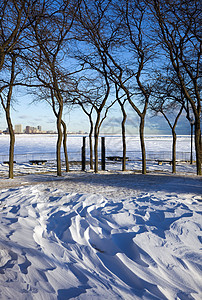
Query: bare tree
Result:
<box><xmin>84</xmin><ymin>76</ymin><xmax>111</xmax><ymax>173</ymax></box>
<box><xmin>73</xmin><ymin>73</ymin><xmax>116</xmax><ymax>173</ymax></box>
<box><xmin>70</xmin><ymin>77</ymin><xmax>97</xmax><ymax>170</ymax></box>
<box><xmin>31</xmin><ymin>85</ymin><xmax>71</xmax><ymax>172</ymax></box>
<box><xmin>161</xmin><ymin>105</ymin><xmax>184</xmax><ymax>173</ymax></box>
<box><xmin>50</xmin><ymin>89</ymin><xmax>69</xmax><ymax>172</ymax></box>
<box><xmin>149</xmin><ymin>0</ymin><xmax>201</xmax><ymax>174</ymax></box>
<box><xmin>74</xmin><ymin>0</ymin><xmax>154</xmax><ymax>174</ymax></box>
<box><xmin>0</xmin><ymin>54</ymin><xmax>17</xmax><ymax>178</ymax></box>
<box><xmin>115</xmin><ymin>84</ymin><xmax>127</xmax><ymax>171</ymax></box>
<box><xmin>150</xmin><ymin>78</ymin><xmax>185</xmax><ymax>173</ymax></box>
<box><xmin>28</xmin><ymin>0</ymin><xmax>80</xmax><ymax>176</ymax></box>
<box><xmin>0</xmin><ymin>0</ymin><xmax>38</xmax><ymax>178</ymax></box>
<box><xmin>92</xmin><ymin>82</ymin><xmax>114</xmax><ymax>173</ymax></box>
<box><xmin>0</xmin><ymin>0</ymin><xmax>31</xmax><ymax>71</ymax></box>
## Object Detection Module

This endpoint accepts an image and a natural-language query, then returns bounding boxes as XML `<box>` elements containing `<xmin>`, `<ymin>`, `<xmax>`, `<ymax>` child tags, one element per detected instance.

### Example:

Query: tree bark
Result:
<box><xmin>1</xmin><ymin>54</ymin><xmax>16</xmax><ymax>179</ymax></box>
<box><xmin>94</xmin><ymin>110</ymin><xmax>101</xmax><ymax>173</ymax></box>
<box><xmin>6</xmin><ymin>113</ymin><xmax>15</xmax><ymax>179</ymax></box>
<box><xmin>172</xmin><ymin>129</ymin><xmax>177</xmax><ymax>173</ymax></box>
<box><xmin>119</xmin><ymin>100</ymin><xmax>127</xmax><ymax>171</ymax></box>
<box><xmin>0</xmin><ymin>48</ymin><xmax>5</xmax><ymax>72</ymax></box>
<box><xmin>139</xmin><ymin>117</ymin><xmax>146</xmax><ymax>174</ymax></box>
<box><xmin>195</xmin><ymin>116</ymin><xmax>202</xmax><ymax>175</ymax></box>
<box><xmin>122</xmin><ymin>116</ymin><xmax>127</xmax><ymax>172</ymax></box>
<box><xmin>159</xmin><ymin>104</ymin><xmax>184</xmax><ymax>174</ymax></box>
<box><xmin>56</xmin><ymin>106</ymin><xmax>63</xmax><ymax>176</ymax></box>
<box><xmin>61</xmin><ymin>120</ymin><xmax>69</xmax><ymax>172</ymax></box>
<box><xmin>89</xmin><ymin>117</ymin><xmax>93</xmax><ymax>169</ymax></box>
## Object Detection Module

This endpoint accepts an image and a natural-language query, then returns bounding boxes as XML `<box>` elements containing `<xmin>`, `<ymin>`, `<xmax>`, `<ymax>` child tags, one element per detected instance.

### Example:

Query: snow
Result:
<box><xmin>0</xmin><ymin>134</ymin><xmax>195</xmax><ymax>162</ymax></box>
<box><xmin>0</xmin><ymin>134</ymin><xmax>196</xmax><ymax>175</ymax></box>
<box><xmin>0</xmin><ymin>135</ymin><xmax>201</xmax><ymax>299</ymax></box>
<box><xmin>0</xmin><ymin>172</ymin><xmax>201</xmax><ymax>299</ymax></box>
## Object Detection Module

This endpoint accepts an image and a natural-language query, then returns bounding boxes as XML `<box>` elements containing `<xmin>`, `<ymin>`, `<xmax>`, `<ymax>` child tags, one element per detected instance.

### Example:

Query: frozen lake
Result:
<box><xmin>0</xmin><ymin>134</ymin><xmax>194</xmax><ymax>162</ymax></box>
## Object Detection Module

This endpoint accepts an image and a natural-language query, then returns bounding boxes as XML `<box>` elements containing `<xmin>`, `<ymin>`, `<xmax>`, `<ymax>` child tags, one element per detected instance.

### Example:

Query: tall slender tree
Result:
<box><xmin>115</xmin><ymin>84</ymin><xmax>127</xmax><ymax>171</ymax></box>
<box><xmin>0</xmin><ymin>54</ymin><xmax>17</xmax><ymax>178</ymax></box>
<box><xmin>28</xmin><ymin>0</ymin><xmax>81</xmax><ymax>176</ymax></box>
<box><xmin>74</xmin><ymin>0</ymin><xmax>155</xmax><ymax>174</ymax></box>
<box><xmin>150</xmin><ymin>81</ymin><xmax>185</xmax><ymax>173</ymax></box>
<box><xmin>0</xmin><ymin>0</ymin><xmax>37</xmax><ymax>178</ymax></box>
<box><xmin>149</xmin><ymin>0</ymin><xmax>201</xmax><ymax>174</ymax></box>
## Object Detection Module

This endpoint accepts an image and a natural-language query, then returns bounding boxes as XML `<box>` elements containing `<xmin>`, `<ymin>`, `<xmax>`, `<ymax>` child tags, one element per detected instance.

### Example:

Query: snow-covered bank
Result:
<box><xmin>0</xmin><ymin>172</ymin><xmax>201</xmax><ymax>299</ymax></box>
<box><xmin>0</xmin><ymin>158</ymin><xmax>197</xmax><ymax>179</ymax></box>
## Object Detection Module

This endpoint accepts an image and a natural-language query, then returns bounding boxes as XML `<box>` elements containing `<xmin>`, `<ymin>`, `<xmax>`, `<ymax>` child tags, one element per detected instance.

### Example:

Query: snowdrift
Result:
<box><xmin>0</xmin><ymin>172</ymin><xmax>201</xmax><ymax>299</ymax></box>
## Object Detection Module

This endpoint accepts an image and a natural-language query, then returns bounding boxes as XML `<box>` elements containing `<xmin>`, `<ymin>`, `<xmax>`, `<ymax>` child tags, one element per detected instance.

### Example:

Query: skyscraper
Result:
<box><xmin>15</xmin><ymin>124</ymin><xmax>23</xmax><ymax>134</ymax></box>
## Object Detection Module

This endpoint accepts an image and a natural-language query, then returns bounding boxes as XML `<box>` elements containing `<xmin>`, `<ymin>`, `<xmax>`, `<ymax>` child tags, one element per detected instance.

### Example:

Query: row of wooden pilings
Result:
<box><xmin>81</xmin><ymin>136</ymin><xmax>106</xmax><ymax>171</ymax></box>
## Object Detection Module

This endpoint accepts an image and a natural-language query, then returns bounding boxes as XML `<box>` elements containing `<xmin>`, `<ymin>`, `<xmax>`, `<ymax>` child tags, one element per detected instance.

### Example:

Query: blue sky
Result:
<box><xmin>0</xmin><ymin>94</ymin><xmax>191</xmax><ymax>135</ymax></box>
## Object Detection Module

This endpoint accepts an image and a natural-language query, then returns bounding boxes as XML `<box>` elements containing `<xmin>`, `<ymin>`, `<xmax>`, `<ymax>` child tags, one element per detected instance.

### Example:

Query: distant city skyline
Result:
<box><xmin>0</xmin><ymin>123</ymin><xmax>89</xmax><ymax>135</ymax></box>
<box><xmin>0</xmin><ymin>94</ymin><xmax>193</xmax><ymax>135</ymax></box>
<box><xmin>1</xmin><ymin>124</ymin><xmax>56</xmax><ymax>134</ymax></box>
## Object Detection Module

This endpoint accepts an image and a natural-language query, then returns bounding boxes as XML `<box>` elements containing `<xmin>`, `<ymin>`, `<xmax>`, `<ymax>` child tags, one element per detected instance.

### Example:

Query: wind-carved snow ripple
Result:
<box><xmin>0</xmin><ymin>186</ymin><xmax>55</xmax><ymax>299</ymax></box>
<box><xmin>41</xmin><ymin>191</ymin><xmax>201</xmax><ymax>300</ymax></box>
<box><xmin>1</xmin><ymin>185</ymin><xmax>201</xmax><ymax>300</ymax></box>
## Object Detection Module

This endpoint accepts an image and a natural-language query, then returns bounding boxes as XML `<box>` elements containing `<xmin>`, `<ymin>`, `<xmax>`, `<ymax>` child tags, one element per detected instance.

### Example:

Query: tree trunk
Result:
<box><xmin>195</xmin><ymin>116</ymin><xmax>202</xmax><ymax>175</ymax></box>
<box><xmin>89</xmin><ymin>119</ymin><xmax>93</xmax><ymax>170</ymax></box>
<box><xmin>139</xmin><ymin>117</ymin><xmax>146</xmax><ymax>174</ymax></box>
<box><xmin>0</xmin><ymin>48</ymin><xmax>5</xmax><ymax>72</ymax></box>
<box><xmin>94</xmin><ymin>113</ymin><xmax>101</xmax><ymax>173</ymax></box>
<box><xmin>121</xmin><ymin>105</ymin><xmax>127</xmax><ymax>171</ymax></box>
<box><xmin>56</xmin><ymin>106</ymin><xmax>63</xmax><ymax>176</ymax></box>
<box><xmin>3</xmin><ymin>54</ymin><xmax>16</xmax><ymax>179</ymax></box>
<box><xmin>172</xmin><ymin>129</ymin><xmax>177</xmax><ymax>173</ymax></box>
<box><xmin>61</xmin><ymin>120</ymin><xmax>69</xmax><ymax>172</ymax></box>
<box><xmin>6</xmin><ymin>112</ymin><xmax>15</xmax><ymax>179</ymax></box>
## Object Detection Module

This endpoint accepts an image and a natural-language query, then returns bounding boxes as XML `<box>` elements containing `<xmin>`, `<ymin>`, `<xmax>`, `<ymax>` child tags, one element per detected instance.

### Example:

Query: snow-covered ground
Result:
<box><xmin>0</xmin><ymin>134</ymin><xmax>196</xmax><ymax>175</ymax></box>
<box><xmin>0</xmin><ymin>171</ymin><xmax>201</xmax><ymax>299</ymax></box>
<box><xmin>0</xmin><ymin>135</ymin><xmax>201</xmax><ymax>299</ymax></box>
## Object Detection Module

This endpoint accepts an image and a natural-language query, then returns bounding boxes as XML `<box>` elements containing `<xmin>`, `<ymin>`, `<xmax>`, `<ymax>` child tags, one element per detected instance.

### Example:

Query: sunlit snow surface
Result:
<box><xmin>0</xmin><ymin>134</ymin><xmax>196</xmax><ymax>174</ymax></box>
<box><xmin>0</xmin><ymin>135</ymin><xmax>201</xmax><ymax>300</ymax></box>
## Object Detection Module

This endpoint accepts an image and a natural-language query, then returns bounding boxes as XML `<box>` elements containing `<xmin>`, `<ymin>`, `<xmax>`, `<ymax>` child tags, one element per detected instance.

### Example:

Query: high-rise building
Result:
<box><xmin>37</xmin><ymin>125</ymin><xmax>42</xmax><ymax>131</ymax></box>
<box><xmin>25</xmin><ymin>126</ymin><xmax>31</xmax><ymax>134</ymax></box>
<box><xmin>15</xmin><ymin>124</ymin><xmax>23</xmax><ymax>134</ymax></box>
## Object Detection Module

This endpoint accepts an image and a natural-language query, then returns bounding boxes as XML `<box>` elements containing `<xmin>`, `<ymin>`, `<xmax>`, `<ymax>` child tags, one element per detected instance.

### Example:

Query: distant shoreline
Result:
<box><xmin>0</xmin><ymin>133</ymin><xmax>191</xmax><ymax>137</ymax></box>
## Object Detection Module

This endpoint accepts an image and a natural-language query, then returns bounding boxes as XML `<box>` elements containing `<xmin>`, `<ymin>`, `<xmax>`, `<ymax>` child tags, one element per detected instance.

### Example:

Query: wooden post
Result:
<box><xmin>82</xmin><ymin>136</ymin><xmax>86</xmax><ymax>171</ymax></box>
<box><xmin>101</xmin><ymin>136</ymin><xmax>105</xmax><ymax>171</ymax></box>
<box><xmin>190</xmin><ymin>123</ymin><xmax>193</xmax><ymax>164</ymax></box>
